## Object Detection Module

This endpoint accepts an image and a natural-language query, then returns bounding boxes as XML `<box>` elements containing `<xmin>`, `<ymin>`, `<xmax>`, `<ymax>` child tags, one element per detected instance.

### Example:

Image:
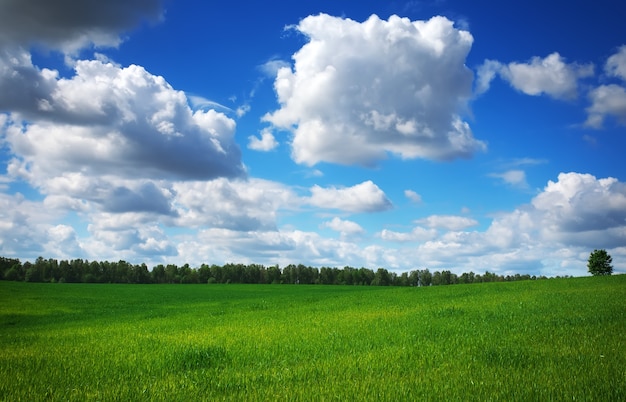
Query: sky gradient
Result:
<box><xmin>1</xmin><ymin>0</ymin><xmax>625</xmax><ymax>276</ymax></box>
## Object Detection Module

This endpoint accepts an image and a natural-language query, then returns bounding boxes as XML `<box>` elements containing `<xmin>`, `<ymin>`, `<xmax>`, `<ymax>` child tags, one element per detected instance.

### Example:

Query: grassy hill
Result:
<box><xmin>1</xmin><ymin>276</ymin><xmax>624</xmax><ymax>400</ymax></box>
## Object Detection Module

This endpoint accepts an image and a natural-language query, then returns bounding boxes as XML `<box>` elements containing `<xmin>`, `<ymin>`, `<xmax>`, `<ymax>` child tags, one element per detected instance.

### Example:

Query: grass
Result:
<box><xmin>1</xmin><ymin>276</ymin><xmax>624</xmax><ymax>400</ymax></box>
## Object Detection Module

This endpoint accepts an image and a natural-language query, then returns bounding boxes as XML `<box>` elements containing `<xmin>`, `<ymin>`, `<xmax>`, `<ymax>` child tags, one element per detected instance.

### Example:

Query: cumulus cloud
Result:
<box><xmin>585</xmin><ymin>46</ymin><xmax>626</xmax><ymax>128</ymax></box>
<box><xmin>0</xmin><ymin>0</ymin><xmax>244</xmax><ymax>189</ymax></box>
<box><xmin>308</xmin><ymin>180</ymin><xmax>392</xmax><ymax>213</ymax></box>
<box><xmin>369</xmin><ymin>172</ymin><xmax>626</xmax><ymax>276</ymax></box>
<box><xmin>172</xmin><ymin>178</ymin><xmax>300</xmax><ymax>231</ymax></box>
<box><xmin>0</xmin><ymin>193</ymin><xmax>86</xmax><ymax>258</ymax></box>
<box><xmin>264</xmin><ymin>14</ymin><xmax>486</xmax><ymax>166</ymax></box>
<box><xmin>248</xmin><ymin>128</ymin><xmax>279</xmax><ymax>151</ymax></box>
<box><xmin>86</xmin><ymin>212</ymin><xmax>177</xmax><ymax>259</ymax></box>
<box><xmin>531</xmin><ymin>172</ymin><xmax>626</xmax><ymax>236</ymax></box>
<box><xmin>585</xmin><ymin>84</ymin><xmax>626</xmax><ymax>128</ymax></box>
<box><xmin>605</xmin><ymin>45</ymin><xmax>626</xmax><ymax>81</ymax></box>
<box><xmin>321</xmin><ymin>217</ymin><xmax>365</xmax><ymax>238</ymax></box>
<box><xmin>46</xmin><ymin>224</ymin><xmax>84</xmax><ymax>258</ymax></box>
<box><xmin>128</xmin><ymin>174</ymin><xmax>626</xmax><ymax>275</ymax></box>
<box><xmin>175</xmin><ymin>227</ymin><xmax>368</xmax><ymax>269</ymax></box>
<box><xmin>5</xmin><ymin>171</ymin><xmax>619</xmax><ymax>276</ymax></box>
<box><xmin>0</xmin><ymin>13</ymin><xmax>247</xmax><ymax>258</ymax></box>
<box><xmin>0</xmin><ymin>0</ymin><xmax>163</xmax><ymax>53</ymax></box>
<box><xmin>2</xmin><ymin>59</ymin><xmax>245</xmax><ymax>182</ymax></box>
<box><xmin>477</xmin><ymin>53</ymin><xmax>593</xmax><ymax>99</ymax></box>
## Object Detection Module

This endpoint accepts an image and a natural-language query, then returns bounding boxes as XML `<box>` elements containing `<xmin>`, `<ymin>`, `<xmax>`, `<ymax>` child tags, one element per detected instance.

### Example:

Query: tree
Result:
<box><xmin>587</xmin><ymin>249</ymin><xmax>613</xmax><ymax>276</ymax></box>
<box><xmin>418</xmin><ymin>269</ymin><xmax>432</xmax><ymax>286</ymax></box>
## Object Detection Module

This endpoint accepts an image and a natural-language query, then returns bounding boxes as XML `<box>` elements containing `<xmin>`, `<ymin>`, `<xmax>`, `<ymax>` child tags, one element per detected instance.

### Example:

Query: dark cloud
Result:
<box><xmin>0</xmin><ymin>50</ymin><xmax>57</xmax><ymax>115</ymax></box>
<box><xmin>0</xmin><ymin>0</ymin><xmax>163</xmax><ymax>51</ymax></box>
<box><xmin>103</xmin><ymin>183</ymin><xmax>175</xmax><ymax>215</ymax></box>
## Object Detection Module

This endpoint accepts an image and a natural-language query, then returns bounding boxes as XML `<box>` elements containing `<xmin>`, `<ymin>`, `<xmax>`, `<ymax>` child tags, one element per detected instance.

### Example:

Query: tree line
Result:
<box><xmin>0</xmin><ymin>256</ymin><xmax>557</xmax><ymax>286</ymax></box>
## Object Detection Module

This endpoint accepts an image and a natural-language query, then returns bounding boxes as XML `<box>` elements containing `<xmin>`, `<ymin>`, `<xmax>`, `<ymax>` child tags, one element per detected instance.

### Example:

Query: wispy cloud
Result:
<box><xmin>404</xmin><ymin>189</ymin><xmax>423</xmax><ymax>203</ymax></box>
<box><xmin>188</xmin><ymin>95</ymin><xmax>235</xmax><ymax>113</ymax></box>
<box><xmin>489</xmin><ymin>170</ymin><xmax>529</xmax><ymax>189</ymax></box>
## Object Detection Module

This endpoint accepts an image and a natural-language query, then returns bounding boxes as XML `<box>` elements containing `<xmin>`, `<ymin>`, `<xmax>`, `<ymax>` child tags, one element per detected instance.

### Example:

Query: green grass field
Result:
<box><xmin>1</xmin><ymin>276</ymin><xmax>624</xmax><ymax>401</ymax></box>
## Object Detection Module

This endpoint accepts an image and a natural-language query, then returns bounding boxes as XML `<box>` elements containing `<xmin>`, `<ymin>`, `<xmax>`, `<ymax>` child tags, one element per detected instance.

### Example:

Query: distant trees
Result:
<box><xmin>0</xmin><ymin>255</ymin><xmax>565</xmax><ymax>286</ymax></box>
<box><xmin>587</xmin><ymin>249</ymin><xmax>613</xmax><ymax>276</ymax></box>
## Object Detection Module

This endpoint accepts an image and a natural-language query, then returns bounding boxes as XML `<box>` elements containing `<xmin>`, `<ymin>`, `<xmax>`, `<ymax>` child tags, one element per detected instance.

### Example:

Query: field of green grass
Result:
<box><xmin>1</xmin><ymin>276</ymin><xmax>624</xmax><ymax>401</ymax></box>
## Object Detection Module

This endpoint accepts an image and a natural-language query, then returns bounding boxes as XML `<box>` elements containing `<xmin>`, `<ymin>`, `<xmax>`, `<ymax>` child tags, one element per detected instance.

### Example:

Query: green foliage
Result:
<box><xmin>1</xmin><ymin>255</ymin><xmax>559</xmax><ymax>286</ymax></box>
<box><xmin>588</xmin><ymin>249</ymin><xmax>613</xmax><ymax>276</ymax></box>
<box><xmin>0</xmin><ymin>277</ymin><xmax>624</xmax><ymax>400</ymax></box>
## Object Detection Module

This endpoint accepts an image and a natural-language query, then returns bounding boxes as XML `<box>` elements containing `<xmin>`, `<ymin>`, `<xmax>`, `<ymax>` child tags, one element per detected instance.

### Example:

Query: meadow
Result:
<box><xmin>1</xmin><ymin>276</ymin><xmax>624</xmax><ymax>401</ymax></box>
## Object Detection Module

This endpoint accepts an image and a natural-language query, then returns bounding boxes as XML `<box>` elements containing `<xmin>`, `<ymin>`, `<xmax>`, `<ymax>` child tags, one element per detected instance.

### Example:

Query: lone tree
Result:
<box><xmin>587</xmin><ymin>249</ymin><xmax>613</xmax><ymax>276</ymax></box>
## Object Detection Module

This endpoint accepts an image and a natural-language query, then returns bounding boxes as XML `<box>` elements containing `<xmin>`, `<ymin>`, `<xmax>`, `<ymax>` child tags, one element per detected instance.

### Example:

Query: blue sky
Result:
<box><xmin>1</xmin><ymin>0</ymin><xmax>625</xmax><ymax>276</ymax></box>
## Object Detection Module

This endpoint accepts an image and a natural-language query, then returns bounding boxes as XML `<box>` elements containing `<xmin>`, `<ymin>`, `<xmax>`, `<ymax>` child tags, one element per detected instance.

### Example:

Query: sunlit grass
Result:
<box><xmin>1</xmin><ymin>276</ymin><xmax>624</xmax><ymax>400</ymax></box>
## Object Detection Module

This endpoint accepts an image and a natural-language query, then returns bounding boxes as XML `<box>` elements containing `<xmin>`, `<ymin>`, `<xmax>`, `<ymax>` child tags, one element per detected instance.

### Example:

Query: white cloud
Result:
<box><xmin>380</xmin><ymin>226</ymin><xmax>436</xmax><ymax>242</ymax></box>
<box><xmin>416</xmin><ymin>214</ymin><xmax>479</xmax><ymax>231</ymax></box>
<box><xmin>308</xmin><ymin>180</ymin><xmax>392</xmax><ymax>213</ymax></box>
<box><xmin>585</xmin><ymin>84</ymin><xmax>626</xmax><ymax>128</ymax></box>
<box><xmin>45</xmin><ymin>224</ymin><xmax>85</xmax><ymax>259</ymax></box>
<box><xmin>0</xmin><ymin>192</ymin><xmax>86</xmax><ymax>258</ymax></box>
<box><xmin>366</xmin><ymin>173</ymin><xmax>626</xmax><ymax>276</ymax></box>
<box><xmin>489</xmin><ymin>169</ymin><xmax>529</xmax><ymax>188</ymax></box>
<box><xmin>248</xmin><ymin>128</ymin><xmax>279</xmax><ymax>151</ymax></box>
<box><xmin>84</xmin><ymin>212</ymin><xmax>177</xmax><ymax>260</ymax></box>
<box><xmin>605</xmin><ymin>45</ymin><xmax>626</xmax><ymax>81</ymax></box>
<box><xmin>478</xmin><ymin>53</ymin><xmax>594</xmax><ymax>99</ymax></box>
<box><xmin>404</xmin><ymin>189</ymin><xmax>423</xmax><ymax>203</ymax></box>
<box><xmin>3</xmin><ymin>169</ymin><xmax>625</xmax><ymax>277</ymax></box>
<box><xmin>2</xmin><ymin>58</ymin><xmax>245</xmax><ymax>182</ymax></box>
<box><xmin>177</xmin><ymin>228</ymin><xmax>365</xmax><ymax>269</ymax></box>
<box><xmin>172</xmin><ymin>178</ymin><xmax>300</xmax><ymax>231</ymax></box>
<box><xmin>475</xmin><ymin>59</ymin><xmax>502</xmax><ymax>95</ymax></box>
<box><xmin>506</xmin><ymin>157</ymin><xmax>548</xmax><ymax>167</ymax></box>
<box><xmin>260</xmin><ymin>59</ymin><xmax>291</xmax><ymax>78</ymax></box>
<box><xmin>585</xmin><ymin>46</ymin><xmax>626</xmax><ymax>128</ymax></box>
<box><xmin>321</xmin><ymin>217</ymin><xmax>365</xmax><ymax>238</ymax></box>
<box><xmin>236</xmin><ymin>104</ymin><xmax>251</xmax><ymax>118</ymax></box>
<box><xmin>531</xmin><ymin>172</ymin><xmax>626</xmax><ymax>236</ymax></box>
<box><xmin>264</xmin><ymin>14</ymin><xmax>485</xmax><ymax>166</ymax></box>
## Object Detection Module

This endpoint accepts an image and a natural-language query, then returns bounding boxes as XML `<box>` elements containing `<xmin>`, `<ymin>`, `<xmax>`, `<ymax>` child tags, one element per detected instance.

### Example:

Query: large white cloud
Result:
<box><xmin>531</xmin><ymin>172</ymin><xmax>626</xmax><ymax>240</ymax></box>
<box><xmin>2</xmin><ymin>58</ymin><xmax>245</xmax><ymax>182</ymax></box>
<box><xmin>264</xmin><ymin>14</ymin><xmax>486</xmax><ymax>166</ymax></box>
